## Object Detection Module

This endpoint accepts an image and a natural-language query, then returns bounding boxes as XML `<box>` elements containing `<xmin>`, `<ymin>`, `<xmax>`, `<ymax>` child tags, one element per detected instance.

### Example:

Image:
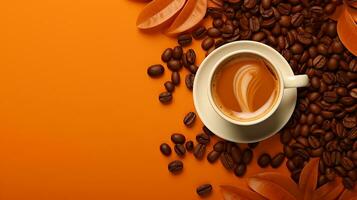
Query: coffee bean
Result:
<box><xmin>185</xmin><ymin>140</ymin><xmax>194</xmax><ymax>152</ymax></box>
<box><xmin>171</xmin><ymin>72</ymin><xmax>180</xmax><ymax>85</ymax></box>
<box><xmin>271</xmin><ymin>153</ymin><xmax>285</xmax><ymax>168</ymax></box>
<box><xmin>291</xmin><ymin>13</ymin><xmax>304</xmax><ymax>27</ymax></box>
<box><xmin>284</xmin><ymin>145</ymin><xmax>294</xmax><ymax>158</ymax></box>
<box><xmin>317</xmin><ymin>43</ymin><xmax>328</xmax><ymax>55</ymax></box>
<box><xmin>207</xmin><ymin>150</ymin><xmax>221</xmax><ymax>163</ymax></box>
<box><xmin>167</xmin><ymin>59</ymin><xmax>182</xmax><ymax>71</ymax></box>
<box><xmin>309</xmin><ymin>103</ymin><xmax>321</xmax><ymax>114</ymax></box>
<box><xmin>327</xmin><ymin>57</ymin><xmax>338</xmax><ymax>71</ymax></box>
<box><xmin>183</xmin><ymin>112</ymin><xmax>196</xmax><ymax>127</ymax></box>
<box><xmin>221</xmin><ymin>152</ymin><xmax>234</xmax><ymax>170</ymax></box>
<box><xmin>261</xmin><ymin>0</ymin><xmax>271</xmax><ymax>9</ymax></box>
<box><xmin>310</xmin><ymin>77</ymin><xmax>321</xmax><ymax>89</ymax></box>
<box><xmin>242</xmin><ymin>148</ymin><xmax>253</xmax><ymax>164</ymax></box>
<box><xmin>207</xmin><ymin>27</ymin><xmax>221</xmax><ymax>38</ymax></box>
<box><xmin>280</xmin><ymin>130</ymin><xmax>292</xmax><ymax>144</ymax></box>
<box><xmin>159</xmin><ymin>92</ymin><xmax>172</xmax><ymax>103</ymax></box>
<box><xmin>331</xmin><ymin>40</ymin><xmax>344</xmax><ymax>54</ymax></box>
<box><xmin>192</xmin><ymin>26</ymin><xmax>207</xmax><ymax>40</ymax></box>
<box><xmin>161</xmin><ymin>48</ymin><xmax>173</xmax><ymax>62</ymax></box>
<box><xmin>350</xmin><ymin>88</ymin><xmax>357</xmax><ymax>99</ymax></box>
<box><xmin>323</xmin><ymin>91</ymin><xmax>338</xmax><ymax>103</ymax></box>
<box><xmin>160</xmin><ymin>143</ymin><xmax>172</xmax><ymax>156</ymax></box>
<box><xmin>286</xmin><ymin>160</ymin><xmax>296</xmax><ymax>171</ymax></box>
<box><xmin>252</xmin><ymin>32</ymin><xmax>266</xmax><ymax>42</ymax></box>
<box><xmin>186</xmin><ymin>49</ymin><xmax>196</xmax><ymax>65</ymax></box>
<box><xmin>185</xmin><ymin>74</ymin><xmax>195</xmax><ymax>90</ymax></box>
<box><xmin>258</xmin><ymin>153</ymin><xmax>271</xmax><ymax>168</ymax></box>
<box><xmin>214</xmin><ymin>141</ymin><xmax>225</xmax><ymax>152</ymax></box>
<box><xmin>322</xmin><ymin>72</ymin><xmax>336</xmax><ymax>85</ymax></box>
<box><xmin>172</xmin><ymin>46</ymin><xmax>183</xmax><ymax>60</ymax></box>
<box><xmin>343</xmin><ymin>177</ymin><xmax>355</xmax><ymax>190</ymax></box>
<box><xmin>147</xmin><ymin>64</ymin><xmax>164</xmax><ymax>77</ymax></box>
<box><xmin>164</xmin><ymin>81</ymin><xmax>175</xmax><ymax>92</ymax></box>
<box><xmin>201</xmin><ymin>37</ymin><xmax>214</xmax><ymax>50</ymax></box>
<box><xmin>297</xmin><ymin>32</ymin><xmax>312</xmax><ymax>45</ymax></box>
<box><xmin>168</xmin><ymin>160</ymin><xmax>183</xmax><ymax>173</ymax></box>
<box><xmin>171</xmin><ymin>133</ymin><xmax>186</xmax><ymax>144</ymax></box>
<box><xmin>213</xmin><ymin>18</ymin><xmax>223</xmax><ymax>28</ymax></box>
<box><xmin>348</xmin><ymin>170</ymin><xmax>357</xmax><ymax>181</ymax></box>
<box><xmin>313</xmin><ymin>55</ymin><xmax>327</xmax><ymax>69</ymax></box>
<box><xmin>196</xmin><ymin>133</ymin><xmax>210</xmax><ymax>145</ymax></box>
<box><xmin>196</xmin><ymin>184</ymin><xmax>212</xmax><ymax>197</ymax></box>
<box><xmin>341</xmin><ymin>156</ymin><xmax>354</xmax><ymax>170</ymax></box>
<box><xmin>174</xmin><ymin>144</ymin><xmax>186</xmax><ymax>156</ymax></box>
<box><xmin>231</xmin><ymin>146</ymin><xmax>242</xmax><ymax>163</ymax></box>
<box><xmin>177</xmin><ymin>34</ymin><xmax>192</xmax><ymax>46</ymax></box>
<box><xmin>343</xmin><ymin>115</ymin><xmax>356</xmax><ymax>128</ymax></box>
<box><xmin>234</xmin><ymin>164</ymin><xmax>247</xmax><ymax>177</ymax></box>
<box><xmin>249</xmin><ymin>16</ymin><xmax>260</xmax><ymax>32</ymax></box>
<box><xmin>193</xmin><ymin>143</ymin><xmax>206</xmax><ymax>160</ymax></box>
<box><xmin>323</xmin><ymin>152</ymin><xmax>333</xmax><ymax>167</ymax></box>
<box><xmin>324</xmin><ymin>3</ymin><xmax>336</xmax><ymax>15</ymax></box>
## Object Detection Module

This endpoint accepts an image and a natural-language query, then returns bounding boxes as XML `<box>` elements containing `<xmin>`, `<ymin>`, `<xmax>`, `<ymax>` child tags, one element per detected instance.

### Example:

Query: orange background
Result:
<box><xmin>0</xmin><ymin>1</ymin><xmax>287</xmax><ymax>199</ymax></box>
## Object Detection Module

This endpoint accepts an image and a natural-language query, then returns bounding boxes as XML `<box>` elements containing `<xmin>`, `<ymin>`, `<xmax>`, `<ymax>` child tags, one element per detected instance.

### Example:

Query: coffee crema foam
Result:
<box><xmin>212</xmin><ymin>54</ymin><xmax>280</xmax><ymax>122</ymax></box>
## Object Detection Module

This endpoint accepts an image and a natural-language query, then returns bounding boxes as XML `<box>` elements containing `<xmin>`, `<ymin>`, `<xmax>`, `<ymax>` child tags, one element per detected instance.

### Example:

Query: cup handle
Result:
<box><xmin>283</xmin><ymin>75</ymin><xmax>309</xmax><ymax>88</ymax></box>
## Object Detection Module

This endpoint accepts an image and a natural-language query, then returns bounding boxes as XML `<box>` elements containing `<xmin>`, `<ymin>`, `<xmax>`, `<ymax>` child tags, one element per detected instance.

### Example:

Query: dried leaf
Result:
<box><xmin>337</xmin><ymin>5</ymin><xmax>357</xmax><ymax>56</ymax></box>
<box><xmin>248</xmin><ymin>178</ymin><xmax>298</xmax><ymax>200</ymax></box>
<box><xmin>339</xmin><ymin>187</ymin><xmax>357</xmax><ymax>200</ymax></box>
<box><xmin>313</xmin><ymin>178</ymin><xmax>344</xmax><ymax>200</ymax></box>
<box><xmin>299</xmin><ymin>158</ymin><xmax>319</xmax><ymax>200</ymax></box>
<box><xmin>251</xmin><ymin>172</ymin><xmax>301</xmax><ymax>199</ymax></box>
<box><xmin>136</xmin><ymin>0</ymin><xmax>186</xmax><ymax>29</ymax></box>
<box><xmin>220</xmin><ymin>185</ymin><xmax>266</xmax><ymax>200</ymax></box>
<box><xmin>166</xmin><ymin>0</ymin><xmax>207</xmax><ymax>35</ymax></box>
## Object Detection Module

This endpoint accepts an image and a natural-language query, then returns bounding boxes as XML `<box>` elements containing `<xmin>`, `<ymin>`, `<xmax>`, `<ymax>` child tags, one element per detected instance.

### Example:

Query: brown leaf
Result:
<box><xmin>136</xmin><ymin>0</ymin><xmax>186</xmax><ymax>29</ymax></box>
<box><xmin>220</xmin><ymin>185</ymin><xmax>266</xmax><ymax>200</ymax></box>
<box><xmin>251</xmin><ymin>172</ymin><xmax>301</xmax><ymax>199</ymax></box>
<box><xmin>313</xmin><ymin>178</ymin><xmax>344</xmax><ymax>200</ymax></box>
<box><xmin>248</xmin><ymin>177</ymin><xmax>298</xmax><ymax>200</ymax></box>
<box><xmin>166</xmin><ymin>0</ymin><xmax>207</xmax><ymax>35</ymax></box>
<box><xmin>337</xmin><ymin>5</ymin><xmax>357</xmax><ymax>56</ymax></box>
<box><xmin>299</xmin><ymin>158</ymin><xmax>319</xmax><ymax>200</ymax></box>
<box><xmin>339</xmin><ymin>187</ymin><xmax>357</xmax><ymax>200</ymax></box>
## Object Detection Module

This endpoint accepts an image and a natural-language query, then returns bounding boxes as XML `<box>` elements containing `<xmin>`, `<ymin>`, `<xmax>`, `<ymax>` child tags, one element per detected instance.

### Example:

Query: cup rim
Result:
<box><xmin>207</xmin><ymin>49</ymin><xmax>285</xmax><ymax>126</ymax></box>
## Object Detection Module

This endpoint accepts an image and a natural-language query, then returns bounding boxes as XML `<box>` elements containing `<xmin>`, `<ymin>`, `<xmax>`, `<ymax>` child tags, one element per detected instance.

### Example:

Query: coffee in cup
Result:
<box><xmin>211</xmin><ymin>53</ymin><xmax>280</xmax><ymax>122</ymax></box>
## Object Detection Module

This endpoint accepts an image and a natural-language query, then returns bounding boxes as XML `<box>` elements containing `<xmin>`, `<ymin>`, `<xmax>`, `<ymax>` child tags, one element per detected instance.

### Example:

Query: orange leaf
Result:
<box><xmin>248</xmin><ymin>177</ymin><xmax>298</xmax><ymax>200</ymax></box>
<box><xmin>220</xmin><ymin>185</ymin><xmax>266</xmax><ymax>200</ymax></box>
<box><xmin>313</xmin><ymin>178</ymin><xmax>344</xmax><ymax>200</ymax></box>
<box><xmin>337</xmin><ymin>5</ymin><xmax>357</xmax><ymax>56</ymax></box>
<box><xmin>299</xmin><ymin>158</ymin><xmax>319</xmax><ymax>200</ymax></box>
<box><xmin>339</xmin><ymin>187</ymin><xmax>357</xmax><ymax>200</ymax></box>
<box><xmin>251</xmin><ymin>172</ymin><xmax>301</xmax><ymax>199</ymax></box>
<box><xmin>166</xmin><ymin>0</ymin><xmax>207</xmax><ymax>35</ymax></box>
<box><xmin>136</xmin><ymin>0</ymin><xmax>186</xmax><ymax>30</ymax></box>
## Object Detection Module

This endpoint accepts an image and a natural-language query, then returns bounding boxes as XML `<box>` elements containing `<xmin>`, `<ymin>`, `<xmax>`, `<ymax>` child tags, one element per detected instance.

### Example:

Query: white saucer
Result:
<box><xmin>193</xmin><ymin>41</ymin><xmax>297</xmax><ymax>143</ymax></box>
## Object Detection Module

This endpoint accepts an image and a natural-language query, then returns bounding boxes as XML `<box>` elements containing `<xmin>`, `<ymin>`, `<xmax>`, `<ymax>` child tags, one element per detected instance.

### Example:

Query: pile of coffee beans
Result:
<box><xmin>152</xmin><ymin>0</ymin><xmax>356</xmax><ymax>192</ymax></box>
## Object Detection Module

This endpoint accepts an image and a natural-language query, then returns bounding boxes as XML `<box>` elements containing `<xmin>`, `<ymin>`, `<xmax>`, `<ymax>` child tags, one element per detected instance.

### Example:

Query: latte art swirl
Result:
<box><xmin>212</xmin><ymin>54</ymin><xmax>279</xmax><ymax>121</ymax></box>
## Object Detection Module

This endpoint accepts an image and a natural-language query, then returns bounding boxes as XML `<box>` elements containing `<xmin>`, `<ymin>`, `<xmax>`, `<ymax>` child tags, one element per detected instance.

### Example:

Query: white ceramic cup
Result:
<box><xmin>207</xmin><ymin>49</ymin><xmax>309</xmax><ymax>126</ymax></box>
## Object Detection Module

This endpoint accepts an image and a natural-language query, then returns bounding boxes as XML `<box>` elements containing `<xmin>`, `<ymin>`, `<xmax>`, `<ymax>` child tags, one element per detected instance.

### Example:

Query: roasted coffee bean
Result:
<box><xmin>310</xmin><ymin>77</ymin><xmax>321</xmax><ymax>89</ymax></box>
<box><xmin>249</xmin><ymin>16</ymin><xmax>260</xmax><ymax>32</ymax></box>
<box><xmin>194</xmin><ymin>143</ymin><xmax>206</xmax><ymax>159</ymax></box>
<box><xmin>192</xmin><ymin>26</ymin><xmax>207</xmax><ymax>40</ymax></box>
<box><xmin>286</xmin><ymin>160</ymin><xmax>296</xmax><ymax>171</ymax></box>
<box><xmin>231</xmin><ymin>146</ymin><xmax>242</xmax><ymax>164</ymax></box>
<box><xmin>202</xmin><ymin>126</ymin><xmax>214</xmax><ymax>136</ymax></box>
<box><xmin>343</xmin><ymin>177</ymin><xmax>355</xmax><ymax>190</ymax></box>
<box><xmin>185</xmin><ymin>74</ymin><xmax>195</xmax><ymax>90</ymax></box>
<box><xmin>261</xmin><ymin>0</ymin><xmax>271</xmax><ymax>9</ymax></box>
<box><xmin>322</xmin><ymin>72</ymin><xmax>336</xmax><ymax>84</ymax></box>
<box><xmin>280</xmin><ymin>130</ymin><xmax>292</xmax><ymax>144</ymax></box>
<box><xmin>207</xmin><ymin>27</ymin><xmax>221</xmax><ymax>38</ymax></box>
<box><xmin>214</xmin><ymin>141</ymin><xmax>225</xmax><ymax>152</ymax></box>
<box><xmin>291</xmin><ymin>169</ymin><xmax>301</xmax><ymax>183</ymax></box>
<box><xmin>279</xmin><ymin>16</ymin><xmax>291</xmax><ymax>27</ymax></box>
<box><xmin>174</xmin><ymin>144</ymin><xmax>186</xmax><ymax>156</ymax></box>
<box><xmin>161</xmin><ymin>48</ymin><xmax>173</xmax><ymax>62</ymax></box>
<box><xmin>323</xmin><ymin>152</ymin><xmax>333</xmax><ymax>167</ymax></box>
<box><xmin>171</xmin><ymin>72</ymin><xmax>180</xmax><ymax>85</ymax></box>
<box><xmin>220</xmin><ymin>152</ymin><xmax>234</xmax><ymax>170</ymax></box>
<box><xmin>171</xmin><ymin>133</ymin><xmax>186</xmax><ymax>144</ymax></box>
<box><xmin>327</xmin><ymin>57</ymin><xmax>338</xmax><ymax>71</ymax></box>
<box><xmin>213</xmin><ymin>18</ymin><xmax>223</xmax><ymax>28</ymax></box>
<box><xmin>196</xmin><ymin>184</ymin><xmax>212</xmax><ymax>196</ymax></box>
<box><xmin>291</xmin><ymin>13</ymin><xmax>304</xmax><ymax>27</ymax></box>
<box><xmin>172</xmin><ymin>46</ymin><xmax>183</xmax><ymax>60</ymax></box>
<box><xmin>159</xmin><ymin>92</ymin><xmax>172</xmax><ymax>103</ymax></box>
<box><xmin>291</xmin><ymin>43</ymin><xmax>304</xmax><ymax>54</ymax></box>
<box><xmin>348</xmin><ymin>170</ymin><xmax>357</xmax><ymax>181</ymax></box>
<box><xmin>207</xmin><ymin>150</ymin><xmax>221</xmax><ymax>163</ymax></box>
<box><xmin>343</xmin><ymin>115</ymin><xmax>356</xmax><ymax>128</ymax></box>
<box><xmin>284</xmin><ymin>145</ymin><xmax>294</xmax><ymax>158</ymax></box>
<box><xmin>196</xmin><ymin>133</ymin><xmax>210</xmax><ymax>145</ymax></box>
<box><xmin>160</xmin><ymin>143</ymin><xmax>172</xmax><ymax>156</ymax></box>
<box><xmin>271</xmin><ymin>153</ymin><xmax>285</xmax><ymax>168</ymax></box>
<box><xmin>183</xmin><ymin>112</ymin><xmax>196</xmax><ymax>127</ymax></box>
<box><xmin>318</xmin><ymin>175</ymin><xmax>329</xmax><ymax>187</ymax></box>
<box><xmin>323</xmin><ymin>91</ymin><xmax>338</xmax><ymax>103</ymax></box>
<box><xmin>178</xmin><ymin>34</ymin><xmax>192</xmax><ymax>46</ymax></box>
<box><xmin>350</xmin><ymin>88</ymin><xmax>357</xmax><ymax>99</ymax></box>
<box><xmin>167</xmin><ymin>59</ymin><xmax>182</xmax><ymax>71</ymax></box>
<box><xmin>147</xmin><ymin>64</ymin><xmax>164</xmax><ymax>77</ymax></box>
<box><xmin>341</xmin><ymin>156</ymin><xmax>354</xmax><ymax>171</ymax></box>
<box><xmin>309</xmin><ymin>103</ymin><xmax>321</xmax><ymax>114</ymax></box>
<box><xmin>201</xmin><ymin>37</ymin><xmax>214</xmax><ymax>50</ymax></box>
<box><xmin>186</xmin><ymin>49</ymin><xmax>196</xmax><ymax>65</ymax></box>
<box><xmin>252</xmin><ymin>32</ymin><xmax>266</xmax><ymax>42</ymax></box>
<box><xmin>313</xmin><ymin>55</ymin><xmax>327</xmax><ymax>69</ymax></box>
<box><xmin>308</xmin><ymin>136</ymin><xmax>321</xmax><ymax>149</ymax></box>
<box><xmin>168</xmin><ymin>160</ymin><xmax>183</xmax><ymax>173</ymax></box>
<box><xmin>317</xmin><ymin>43</ymin><xmax>328</xmax><ymax>55</ymax></box>
<box><xmin>234</xmin><ymin>164</ymin><xmax>247</xmax><ymax>177</ymax></box>
<box><xmin>185</xmin><ymin>140</ymin><xmax>194</xmax><ymax>152</ymax></box>
<box><xmin>324</xmin><ymin>3</ymin><xmax>336</xmax><ymax>15</ymax></box>
<box><xmin>258</xmin><ymin>153</ymin><xmax>271</xmax><ymax>168</ymax></box>
<box><xmin>242</xmin><ymin>149</ymin><xmax>253</xmax><ymax>164</ymax></box>
<box><xmin>164</xmin><ymin>81</ymin><xmax>175</xmax><ymax>92</ymax></box>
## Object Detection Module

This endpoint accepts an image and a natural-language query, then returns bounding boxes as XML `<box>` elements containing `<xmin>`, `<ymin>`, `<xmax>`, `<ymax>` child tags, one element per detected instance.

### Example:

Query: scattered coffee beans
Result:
<box><xmin>185</xmin><ymin>140</ymin><xmax>194</xmax><ymax>152</ymax></box>
<box><xmin>171</xmin><ymin>133</ymin><xmax>186</xmax><ymax>144</ymax></box>
<box><xmin>168</xmin><ymin>160</ymin><xmax>183</xmax><ymax>173</ymax></box>
<box><xmin>147</xmin><ymin>64</ymin><xmax>164</xmax><ymax>77</ymax></box>
<box><xmin>258</xmin><ymin>153</ymin><xmax>271</xmax><ymax>168</ymax></box>
<box><xmin>183</xmin><ymin>112</ymin><xmax>196</xmax><ymax>127</ymax></box>
<box><xmin>160</xmin><ymin>143</ymin><xmax>172</xmax><ymax>156</ymax></box>
<box><xmin>196</xmin><ymin>184</ymin><xmax>212</xmax><ymax>197</ymax></box>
